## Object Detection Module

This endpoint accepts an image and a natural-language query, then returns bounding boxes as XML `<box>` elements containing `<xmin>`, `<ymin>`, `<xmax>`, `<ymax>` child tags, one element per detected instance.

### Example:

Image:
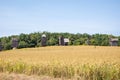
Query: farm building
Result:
<box><xmin>59</xmin><ymin>36</ymin><xmax>64</xmax><ymax>45</ymax></box>
<box><xmin>12</xmin><ymin>38</ymin><xmax>18</xmax><ymax>49</ymax></box>
<box><xmin>0</xmin><ymin>42</ymin><xmax>2</xmax><ymax>51</ymax></box>
<box><xmin>59</xmin><ymin>36</ymin><xmax>70</xmax><ymax>46</ymax></box>
<box><xmin>64</xmin><ymin>38</ymin><xmax>70</xmax><ymax>45</ymax></box>
<box><xmin>109</xmin><ymin>38</ymin><xmax>118</xmax><ymax>46</ymax></box>
<box><xmin>85</xmin><ymin>39</ymin><xmax>90</xmax><ymax>45</ymax></box>
<box><xmin>41</xmin><ymin>34</ymin><xmax>47</xmax><ymax>46</ymax></box>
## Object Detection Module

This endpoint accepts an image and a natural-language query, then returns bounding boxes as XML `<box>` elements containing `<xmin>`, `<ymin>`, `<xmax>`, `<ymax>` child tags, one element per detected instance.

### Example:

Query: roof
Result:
<box><xmin>12</xmin><ymin>38</ymin><xmax>18</xmax><ymax>41</ymax></box>
<box><xmin>110</xmin><ymin>38</ymin><xmax>119</xmax><ymax>41</ymax></box>
<box><xmin>42</xmin><ymin>34</ymin><xmax>46</xmax><ymax>37</ymax></box>
<box><xmin>64</xmin><ymin>38</ymin><xmax>69</xmax><ymax>42</ymax></box>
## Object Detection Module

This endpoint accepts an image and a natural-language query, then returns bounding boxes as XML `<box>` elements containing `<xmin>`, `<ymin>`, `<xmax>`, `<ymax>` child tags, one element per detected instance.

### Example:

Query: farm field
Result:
<box><xmin>0</xmin><ymin>46</ymin><xmax>120</xmax><ymax>80</ymax></box>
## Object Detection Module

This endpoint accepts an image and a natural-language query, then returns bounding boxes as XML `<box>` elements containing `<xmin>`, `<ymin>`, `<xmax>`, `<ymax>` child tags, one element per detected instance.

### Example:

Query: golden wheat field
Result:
<box><xmin>0</xmin><ymin>46</ymin><xmax>120</xmax><ymax>64</ymax></box>
<box><xmin>0</xmin><ymin>46</ymin><xmax>120</xmax><ymax>80</ymax></box>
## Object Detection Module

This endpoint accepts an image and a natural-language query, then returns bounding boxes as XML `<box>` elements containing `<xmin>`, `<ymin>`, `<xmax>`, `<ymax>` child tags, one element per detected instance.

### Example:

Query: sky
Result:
<box><xmin>0</xmin><ymin>0</ymin><xmax>120</xmax><ymax>37</ymax></box>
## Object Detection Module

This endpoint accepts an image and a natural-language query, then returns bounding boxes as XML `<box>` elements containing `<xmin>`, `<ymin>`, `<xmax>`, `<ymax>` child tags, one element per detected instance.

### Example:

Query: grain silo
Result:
<box><xmin>12</xmin><ymin>38</ymin><xmax>18</xmax><ymax>49</ymax></box>
<box><xmin>0</xmin><ymin>42</ymin><xmax>2</xmax><ymax>51</ymax></box>
<box><xmin>41</xmin><ymin>34</ymin><xmax>47</xmax><ymax>46</ymax></box>
<box><xmin>59</xmin><ymin>36</ymin><xmax>64</xmax><ymax>46</ymax></box>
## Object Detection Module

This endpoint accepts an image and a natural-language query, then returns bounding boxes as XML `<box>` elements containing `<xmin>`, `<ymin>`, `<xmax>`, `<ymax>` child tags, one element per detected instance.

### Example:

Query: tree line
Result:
<box><xmin>0</xmin><ymin>31</ymin><xmax>120</xmax><ymax>50</ymax></box>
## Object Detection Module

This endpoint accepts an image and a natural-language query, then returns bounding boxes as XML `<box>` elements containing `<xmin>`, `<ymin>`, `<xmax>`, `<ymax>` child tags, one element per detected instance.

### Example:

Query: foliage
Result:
<box><xmin>0</xmin><ymin>32</ymin><xmax>120</xmax><ymax>50</ymax></box>
<box><xmin>18</xmin><ymin>41</ymin><xmax>28</xmax><ymax>48</ymax></box>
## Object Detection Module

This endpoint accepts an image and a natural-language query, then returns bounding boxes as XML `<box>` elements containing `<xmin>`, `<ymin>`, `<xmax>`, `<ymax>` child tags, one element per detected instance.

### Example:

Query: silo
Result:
<box><xmin>12</xmin><ymin>38</ymin><xmax>18</xmax><ymax>49</ymax></box>
<box><xmin>59</xmin><ymin>36</ymin><xmax>64</xmax><ymax>46</ymax></box>
<box><xmin>0</xmin><ymin>42</ymin><xmax>2</xmax><ymax>51</ymax></box>
<box><xmin>41</xmin><ymin>34</ymin><xmax>47</xmax><ymax>46</ymax></box>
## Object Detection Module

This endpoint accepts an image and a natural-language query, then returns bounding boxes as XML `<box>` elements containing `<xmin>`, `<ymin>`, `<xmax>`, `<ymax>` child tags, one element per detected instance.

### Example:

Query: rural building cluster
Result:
<box><xmin>0</xmin><ymin>33</ymin><xmax>119</xmax><ymax>51</ymax></box>
<box><xmin>41</xmin><ymin>34</ymin><xmax>70</xmax><ymax>46</ymax></box>
<box><xmin>0</xmin><ymin>34</ymin><xmax>70</xmax><ymax>51</ymax></box>
<box><xmin>59</xmin><ymin>36</ymin><xmax>69</xmax><ymax>46</ymax></box>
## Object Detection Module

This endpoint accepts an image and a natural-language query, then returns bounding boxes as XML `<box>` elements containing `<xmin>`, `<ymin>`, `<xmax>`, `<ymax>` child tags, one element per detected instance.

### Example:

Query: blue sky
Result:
<box><xmin>0</xmin><ymin>0</ymin><xmax>120</xmax><ymax>37</ymax></box>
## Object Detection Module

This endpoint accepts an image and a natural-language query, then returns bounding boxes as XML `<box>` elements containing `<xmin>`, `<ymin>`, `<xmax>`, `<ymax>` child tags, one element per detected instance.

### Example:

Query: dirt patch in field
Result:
<box><xmin>0</xmin><ymin>73</ymin><xmax>81</xmax><ymax>80</ymax></box>
<box><xmin>0</xmin><ymin>73</ymin><xmax>65</xmax><ymax>80</ymax></box>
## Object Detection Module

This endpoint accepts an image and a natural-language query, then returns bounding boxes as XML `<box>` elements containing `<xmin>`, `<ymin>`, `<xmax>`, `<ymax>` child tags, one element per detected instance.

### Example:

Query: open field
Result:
<box><xmin>0</xmin><ymin>46</ymin><xmax>120</xmax><ymax>80</ymax></box>
<box><xmin>0</xmin><ymin>46</ymin><xmax>120</xmax><ymax>64</ymax></box>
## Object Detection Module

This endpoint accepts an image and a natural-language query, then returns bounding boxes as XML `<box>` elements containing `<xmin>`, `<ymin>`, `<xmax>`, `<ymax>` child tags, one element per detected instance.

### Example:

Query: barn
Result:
<box><xmin>64</xmin><ymin>38</ymin><xmax>69</xmax><ymax>45</ymax></box>
<box><xmin>109</xmin><ymin>38</ymin><xmax>118</xmax><ymax>46</ymax></box>
<box><xmin>59</xmin><ymin>36</ymin><xmax>70</xmax><ymax>46</ymax></box>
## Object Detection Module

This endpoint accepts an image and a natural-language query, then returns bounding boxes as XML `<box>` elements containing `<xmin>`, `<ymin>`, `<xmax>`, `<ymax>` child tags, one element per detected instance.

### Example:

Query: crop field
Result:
<box><xmin>0</xmin><ymin>46</ymin><xmax>120</xmax><ymax>80</ymax></box>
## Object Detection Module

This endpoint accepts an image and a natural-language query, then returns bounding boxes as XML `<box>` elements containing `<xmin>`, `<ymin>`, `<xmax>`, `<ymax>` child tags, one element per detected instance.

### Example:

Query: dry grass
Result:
<box><xmin>0</xmin><ymin>46</ymin><xmax>120</xmax><ymax>64</ymax></box>
<box><xmin>0</xmin><ymin>46</ymin><xmax>120</xmax><ymax>80</ymax></box>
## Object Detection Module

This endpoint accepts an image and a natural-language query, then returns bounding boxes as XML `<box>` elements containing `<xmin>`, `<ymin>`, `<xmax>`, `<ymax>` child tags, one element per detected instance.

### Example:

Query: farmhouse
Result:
<box><xmin>109</xmin><ymin>38</ymin><xmax>118</xmax><ymax>46</ymax></box>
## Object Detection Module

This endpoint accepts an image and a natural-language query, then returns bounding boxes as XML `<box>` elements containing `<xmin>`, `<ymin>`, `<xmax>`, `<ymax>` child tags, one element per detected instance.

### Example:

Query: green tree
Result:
<box><xmin>3</xmin><ymin>42</ymin><xmax>12</xmax><ymax>50</ymax></box>
<box><xmin>48</xmin><ymin>37</ymin><xmax>58</xmax><ymax>45</ymax></box>
<box><xmin>18</xmin><ymin>41</ymin><xmax>28</xmax><ymax>48</ymax></box>
<box><xmin>118</xmin><ymin>36</ymin><xmax>120</xmax><ymax>46</ymax></box>
<box><xmin>0</xmin><ymin>32</ymin><xmax>119</xmax><ymax>50</ymax></box>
